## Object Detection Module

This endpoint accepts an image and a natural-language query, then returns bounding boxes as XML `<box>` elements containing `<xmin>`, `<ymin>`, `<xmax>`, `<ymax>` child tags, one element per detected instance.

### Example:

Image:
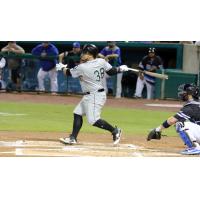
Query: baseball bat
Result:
<box><xmin>127</xmin><ymin>68</ymin><xmax>168</xmax><ymax>80</ymax></box>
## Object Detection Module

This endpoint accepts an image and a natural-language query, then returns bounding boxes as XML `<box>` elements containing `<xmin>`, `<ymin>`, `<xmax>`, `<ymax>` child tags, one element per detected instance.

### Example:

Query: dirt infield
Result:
<box><xmin>0</xmin><ymin>92</ymin><xmax>192</xmax><ymax>157</ymax></box>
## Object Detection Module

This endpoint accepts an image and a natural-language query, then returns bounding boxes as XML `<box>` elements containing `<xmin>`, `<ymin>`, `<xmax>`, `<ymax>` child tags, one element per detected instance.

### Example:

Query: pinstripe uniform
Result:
<box><xmin>174</xmin><ymin>100</ymin><xmax>200</xmax><ymax>143</ymax></box>
<box><xmin>70</xmin><ymin>58</ymin><xmax>112</xmax><ymax>124</ymax></box>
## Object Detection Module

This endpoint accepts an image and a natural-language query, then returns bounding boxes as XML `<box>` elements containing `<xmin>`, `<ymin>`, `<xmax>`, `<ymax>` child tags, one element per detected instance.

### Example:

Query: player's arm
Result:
<box><xmin>1</xmin><ymin>46</ymin><xmax>10</xmax><ymax>53</ymax></box>
<box><xmin>157</xmin><ymin>106</ymin><xmax>192</xmax><ymax>132</ymax></box>
<box><xmin>147</xmin><ymin>106</ymin><xmax>191</xmax><ymax>141</ymax></box>
<box><xmin>59</xmin><ymin>52</ymin><xmax>65</xmax><ymax>63</ymax></box>
<box><xmin>103</xmin><ymin>59</ymin><xmax>128</xmax><ymax>75</ymax></box>
<box><xmin>98</xmin><ymin>53</ymin><xmax>105</xmax><ymax>58</ymax></box>
<box><xmin>148</xmin><ymin>66</ymin><xmax>158</xmax><ymax>72</ymax></box>
<box><xmin>106</xmin><ymin>65</ymin><xmax>129</xmax><ymax>76</ymax></box>
<box><xmin>147</xmin><ymin>116</ymin><xmax>178</xmax><ymax>141</ymax></box>
<box><xmin>155</xmin><ymin>116</ymin><xmax>178</xmax><ymax>132</ymax></box>
<box><xmin>11</xmin><ymin>46</ymin><xmax>25</xmax><ymax>54</ymax></box>
<box><xmin>56</xmin><ymin>63</ymin><xmax>83</xmax><ymax>78</ymax></box>
<box><xmin>148</xmin><ymin>57</ymin><xmax>163</xmax><ymax>72</ymax></box>
<box><xmin>106</xmin><ymin>48</ymin><xmax>120</xmax><ymax>60</ymax></box>
<box><xmin>105</xmin><ymin>54</ymin><xmax>119</xmax><ymax>60</ymax></box>
<box><xmin>106</xmin><ymin>67</ymin><xmax>120</xmax><ymax>75</ymax></box>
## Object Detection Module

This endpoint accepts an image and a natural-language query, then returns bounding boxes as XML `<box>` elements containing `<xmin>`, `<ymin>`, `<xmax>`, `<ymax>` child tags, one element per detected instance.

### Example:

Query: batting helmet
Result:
<box><xmin>178</xmin><ymin>83</ymin><xmax>199</xmax><ymax>101</ymax></box>
<box><xmin>148</xmin><ymin>47</ymin><xmax>156</xmax><ymax>53</ymax></box>
<box><xmin>82</xmin><ymin>44</ymin><xmax>98</xmax><ymax>58</ymax></box>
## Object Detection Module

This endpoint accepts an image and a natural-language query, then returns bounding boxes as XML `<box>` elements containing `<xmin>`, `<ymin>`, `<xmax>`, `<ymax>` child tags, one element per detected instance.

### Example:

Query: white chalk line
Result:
<box><xmin>145</xmin><ymin>104</ymin><xmax>182</xmax><ymax>108</ymax></box>
<box><xmin>0</xmin><ymin>140</ymin><xmax>180</xmax><ymax>157</ymax></box>
<box><xmin>0</xmin><ymin>112</ymin><xmax>27</xmax><ymax>116</ymax></box>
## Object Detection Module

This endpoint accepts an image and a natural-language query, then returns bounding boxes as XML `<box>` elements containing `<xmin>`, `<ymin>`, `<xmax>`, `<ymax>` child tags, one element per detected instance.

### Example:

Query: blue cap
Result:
<box><xmin>73</xmin><ymin>42</ymin><xmax>80</xmax><ymax>48</ymax></box>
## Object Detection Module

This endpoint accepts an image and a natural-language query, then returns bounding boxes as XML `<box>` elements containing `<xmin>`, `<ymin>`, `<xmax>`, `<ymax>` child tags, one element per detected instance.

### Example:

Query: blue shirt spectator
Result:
<box><xmin>99</xmin><ymin>41</ymin><xmax>121</xmax><ymax>66</ymax></box>
<box><xmin>98</xmin><ymin>41</ymin><xmax>122</xmax><ymax>98</ymax></box>
<box><xmin>32</xmin><ymin>42</ymin><xmax>59</xmax><ymax>71</ymax></box>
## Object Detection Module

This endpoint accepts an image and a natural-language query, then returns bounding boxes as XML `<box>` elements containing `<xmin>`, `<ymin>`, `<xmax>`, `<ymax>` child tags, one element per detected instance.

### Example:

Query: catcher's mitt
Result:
<box><xmin>147</xmin><ymin>129</ymin><xmax>161</xmax><ymax>141</ymax></box>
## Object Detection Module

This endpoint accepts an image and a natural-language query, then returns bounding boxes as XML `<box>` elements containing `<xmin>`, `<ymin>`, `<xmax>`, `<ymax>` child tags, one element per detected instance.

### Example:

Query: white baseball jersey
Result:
<box><xmin>71</xmin><ymin>58</ymin><xmax>112</xmax><ymax>125</ymax></box>
<box><xmin>70</xmin><ymin>58</ymin><xmax>112</xmax><ymax>93</ymax></box>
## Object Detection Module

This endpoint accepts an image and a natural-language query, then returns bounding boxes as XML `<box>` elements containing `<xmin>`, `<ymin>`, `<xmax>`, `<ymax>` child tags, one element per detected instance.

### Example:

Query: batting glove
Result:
<box><xmin>119</xmin><ymin>65</ymin><xmax>129</xmax><ymax>72</ymax></box>
<box><xmin>56</xmin><ymin>63</ymin><xmax>68</xmax><ymax>71</ymax></box>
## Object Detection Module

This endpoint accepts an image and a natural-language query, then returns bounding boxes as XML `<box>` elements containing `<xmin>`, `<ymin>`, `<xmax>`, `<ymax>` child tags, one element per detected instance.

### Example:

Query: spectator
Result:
<box><xmin>1</xmin><ymin>41</ymin><xmax>25</xmax><ymax>92</ymax></box>
<box><xmin>121</xmin><ymin>70</ymin><xmax>138</xmax><ymax>98</ymax></box>
<box><xmin>31</xmin><ymin>42</ymin><xmax>59</xmax><ymax>94</ymax></box>
<box><xmin>0</xmin><ymin>56</ymin><xmax>6</xmax><ymax>90</ymax></box>
<box><xmin>195</xmin><ymin>41</ymin><xmax>200</xmax><ymax>46</ymax></box>
<box><xmin>59</xmin><ymin>42</ymin><xmax>82</xmax><ymax>68</ymax></box>
<box><xmin>134</xmin><ymin>48</ymin><xmax>163</xmax><ymax>99</ymax></box>
<box><xmin>98</xmin><ymin>41</ymin><xmax>122</xmax><ymax>98</ymax></box>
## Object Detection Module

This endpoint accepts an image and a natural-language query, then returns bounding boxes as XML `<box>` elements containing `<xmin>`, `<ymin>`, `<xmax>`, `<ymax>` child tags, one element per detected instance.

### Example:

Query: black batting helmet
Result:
<box><xmin>82</xmin><ymin>44</ymin><xmax>98</xmax><ymax>58</ymax></box>
<box><xmin>148</xmin><ymin>47</ymin><xmax>156</xmax><ymax>53</ymax></box>
<box><xmin>178</xmin><ymin>83</ymin><xmax>199</xmax><ymax>101</ymax></box>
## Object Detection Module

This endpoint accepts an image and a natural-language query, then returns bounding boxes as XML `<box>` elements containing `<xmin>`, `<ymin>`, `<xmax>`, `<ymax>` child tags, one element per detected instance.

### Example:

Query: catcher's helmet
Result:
<box><xmin>82</xmin><ymin>44</ymin><xmax>98</xmax><ymax>58</ymax></box>
<box><xmin>178</xmin><ymin>83</ymin><xmax>199</xmax><ymax>101</ymax></box>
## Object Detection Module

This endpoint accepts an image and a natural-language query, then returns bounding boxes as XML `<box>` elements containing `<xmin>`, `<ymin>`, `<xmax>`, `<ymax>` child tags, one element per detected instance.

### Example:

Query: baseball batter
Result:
<box><xmin>56</xmin><ymin>44</ymin><xmax>128</xmax><ymax>145</ymax></box>
<box><xmin>147</xmin><ymin>83</ymin><xmax>200</xmax><ymax>155</ymax></box>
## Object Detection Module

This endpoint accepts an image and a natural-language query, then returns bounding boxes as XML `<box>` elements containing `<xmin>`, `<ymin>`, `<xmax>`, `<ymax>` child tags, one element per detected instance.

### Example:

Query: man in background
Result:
<box><xmin>98</xmin><ymin>41</ymin><xmax>122</xmax><ymax>98</ymax></box>
<box><xmin>59</xmin><ymin>42</ymin><xmax>82</xmax><ymax>68</ymax></box>
<box><xmin>31</xmin><ymin>42</ymin><xmax>59</xmax><ymax>94</ymax></box>
<box><xmin>134</xmin><ymin>48</ymin><xmax>163</xmax><ymax>99</ymax></box>
<box><xmin>1</xmin><ymin>41</ymin><xmax>25</xmax><ymax>92</ymax></box>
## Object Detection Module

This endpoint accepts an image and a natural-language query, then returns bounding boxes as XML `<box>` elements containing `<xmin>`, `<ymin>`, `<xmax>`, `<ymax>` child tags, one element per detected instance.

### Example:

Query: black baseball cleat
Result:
<box><xmin>59</xmin><ymin>135</ymin><xmax>77</xmax><ymax>145</ymax></box>
<box><xmin>112</xmin><ymin>127</ymin><xmax>122</xmax><ymax>145</ymax></box>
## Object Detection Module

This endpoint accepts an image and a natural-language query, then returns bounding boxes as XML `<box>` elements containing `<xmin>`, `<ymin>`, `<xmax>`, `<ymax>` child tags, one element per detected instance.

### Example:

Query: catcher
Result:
<box><xmin>147</xmin><ymin>83</ymin><xmax>200</xmax><ymax>155</ymax></box>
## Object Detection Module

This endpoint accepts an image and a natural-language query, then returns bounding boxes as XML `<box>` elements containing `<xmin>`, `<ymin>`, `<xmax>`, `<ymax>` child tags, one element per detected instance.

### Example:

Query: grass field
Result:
<box><xmin>0</xmin><ymin>101</ymin><xmax>176</xmax><ymax>136</ymax></box>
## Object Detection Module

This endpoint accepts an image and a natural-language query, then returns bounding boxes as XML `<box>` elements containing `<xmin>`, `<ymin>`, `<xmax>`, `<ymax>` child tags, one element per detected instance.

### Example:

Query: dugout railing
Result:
<box><xmin>0</xmin><ymin>42</ymin><xmax>198</xmax><ymax>99</ymax></box>
<box><xmin>0</xmin><ymin>52</ymin><xmax>119</xmax><ymax>95</ymax></box>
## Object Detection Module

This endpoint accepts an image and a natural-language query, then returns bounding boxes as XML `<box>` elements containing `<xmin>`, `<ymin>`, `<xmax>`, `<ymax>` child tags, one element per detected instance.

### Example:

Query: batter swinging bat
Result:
<box><xmin>127</xmin><ymin>68</ymin><xmax>168</xmax><ymax>80</ymax></box>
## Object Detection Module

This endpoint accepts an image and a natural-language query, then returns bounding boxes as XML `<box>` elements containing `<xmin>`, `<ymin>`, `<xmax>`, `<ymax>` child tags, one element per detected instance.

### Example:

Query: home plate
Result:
<box><xmin>145</xmin><ymin>104</ymin><xmax>182</xmax><ymax>108</ymax></box>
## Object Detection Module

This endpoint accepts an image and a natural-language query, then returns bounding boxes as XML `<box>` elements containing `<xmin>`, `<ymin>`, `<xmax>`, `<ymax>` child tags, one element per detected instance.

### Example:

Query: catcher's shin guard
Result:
<box><xmin>177</xmin><ymin>130</ymin><xmax>193</xmax><ymax>148</ymax></box>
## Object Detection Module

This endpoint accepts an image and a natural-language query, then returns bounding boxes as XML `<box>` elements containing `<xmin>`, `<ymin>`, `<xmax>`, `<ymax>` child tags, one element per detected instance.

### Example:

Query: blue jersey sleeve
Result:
<box><xmin>49</xmin><ymin>45</ymin><xmax>59</xmax><ymax>56</ymax></box>
<box><xmin>100</xmin><ymin>48</ymin><xmax>106</xmax><ymax>56</ymax></box>
<box><xmin>31</xmin><ymin>45</ymin><xmax>42</xmax><ymax>56</ymax></box>
<box><xmin>115</xmin><ymin>48</ymin><xmax>121</xmax><ymax>57</ymax></box>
